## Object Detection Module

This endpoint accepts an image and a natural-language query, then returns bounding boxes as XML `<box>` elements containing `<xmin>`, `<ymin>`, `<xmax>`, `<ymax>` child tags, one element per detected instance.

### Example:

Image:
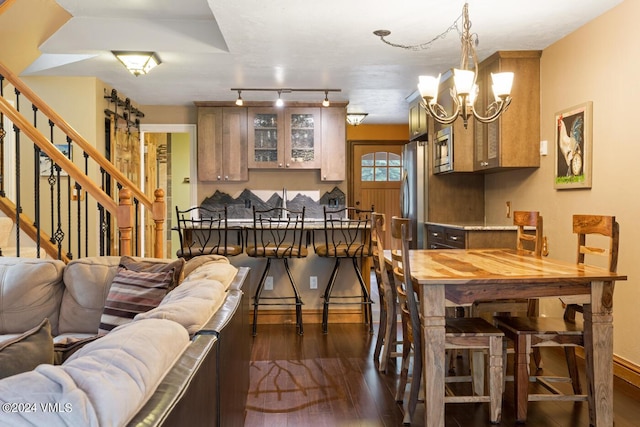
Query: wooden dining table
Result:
<box><xmin>386</xmin><ymin>248</ymin><xmax>627</xmax><ymax>427</ymax></box>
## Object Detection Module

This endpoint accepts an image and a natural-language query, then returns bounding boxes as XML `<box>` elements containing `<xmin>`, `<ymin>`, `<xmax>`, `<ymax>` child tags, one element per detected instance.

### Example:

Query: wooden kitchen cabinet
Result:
<box><xmin>285</xmin><ymin>108</ymin><xmax>321</xmax><ymax>169</ymax></box>
<box><xmin>426</xmin><ymin>223</ymin><xmax>518</xmax><ymax>250</ymax></box>
<box><xmin>321</xmin><ymin>106</ymin><xmax>347</xmax><ymax>181</ymax></box>
<box><xmin>197</xmin><ymin>107</ymin><xmax>248</xmax><ymax>182</ymax></box>
<box><xmin>247</xmin><ymin>108</ymin><xmax>284</xmax><ymax>169</ymax></box>
<box><xmin>407</xmin><ymin>91</ymin><xmax>429</xmax><ymax>141</ymax></box>
<box><xmin>473</xmin><ymin>51</ymin><xmax>541</xmax><ymax>172</ymax></box>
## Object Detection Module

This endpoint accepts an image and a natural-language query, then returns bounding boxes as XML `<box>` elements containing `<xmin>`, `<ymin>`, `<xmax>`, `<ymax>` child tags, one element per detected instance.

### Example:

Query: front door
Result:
<box><xmin>350</xmin><ymin>141</ymin><xmax>404</xmax><ymax>248</ymax></box>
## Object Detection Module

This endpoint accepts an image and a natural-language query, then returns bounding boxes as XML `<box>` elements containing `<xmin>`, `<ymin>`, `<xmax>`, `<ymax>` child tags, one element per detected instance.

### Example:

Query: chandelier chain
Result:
<box><xmin>375</xmin><ymin>12</ymin><xmax>463</xmax><ymax>52</ymax></box>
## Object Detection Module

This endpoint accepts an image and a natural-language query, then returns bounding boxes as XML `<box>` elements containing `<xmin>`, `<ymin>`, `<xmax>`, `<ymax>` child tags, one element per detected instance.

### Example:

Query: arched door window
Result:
<box><xmin>361</xmin><ymin>151</ymin><xmax>402</xmax><ymax>182</ymax></box>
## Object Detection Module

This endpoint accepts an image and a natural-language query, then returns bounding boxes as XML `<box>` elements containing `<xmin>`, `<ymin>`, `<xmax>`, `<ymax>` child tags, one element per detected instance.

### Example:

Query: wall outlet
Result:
<box><xmin>310</xmin><ymin>276</ymin><xmax>318</xmax><ymax>289</ymax></box>
<box><xmin>264</xmin><ymin>276</ymin><xmax>273</xmax><ymax>290</ymax></box>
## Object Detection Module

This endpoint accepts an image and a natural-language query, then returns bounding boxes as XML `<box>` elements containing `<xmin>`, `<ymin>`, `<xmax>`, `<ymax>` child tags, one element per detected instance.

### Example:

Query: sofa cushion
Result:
<box><xmin>183</xmin><ymin>254</ymin><xmax>229</xmax><ymax>277</ymax></box>
<box><xmin>0</xmin><ymin>257</ymin><xmax>65</xmax><ymax>335</ymax></box>
<box><xmin>98</xmin><ymin>268</ymin><xmax>173</xmax><ymax>334</ymax></box>
<box><xmin>135</xmin><ymin>278</ymin><xmax>227</xmax><ymax>335</ymax></box>
<box><xmin>0</xmin><ymin>319</ymin><xmax>190</xmax><ymax>427</ymax></box>
<box><xmin>58</xmin><ymin>256</ymin><xmax>122</xmax><ymax>335</ymax></box>
<box><xmin>0</xmin><ymin>318</ymin><xmax>54</xmax><ymax>379</ymax></box>
<box><xmin>119</xmin><ymin>255</ymin><xmax>185</xmax><ymax>291</ymax></box>
<box><xmin>182</xmin><ymin>256</ymin><xmax>238</xmax><ymax>290</ymax></box>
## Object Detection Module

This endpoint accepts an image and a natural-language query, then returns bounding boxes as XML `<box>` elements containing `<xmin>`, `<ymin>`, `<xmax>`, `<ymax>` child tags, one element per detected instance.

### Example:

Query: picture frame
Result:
<box><xmin>554</xmin><ymin>101</ymin><xmax>592</xmax><ymax>189</ymax></box>
<box><xmin>40</xmin><ymin>144</ymin><xmax>71</xmax><ymax>176</ymax></box>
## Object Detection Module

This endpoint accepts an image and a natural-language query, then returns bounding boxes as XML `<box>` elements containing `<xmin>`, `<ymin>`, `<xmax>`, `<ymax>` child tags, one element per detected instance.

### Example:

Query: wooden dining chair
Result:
<box><xmin>390</xmin><ymin>216</ymin><xmax>505</xmax><ymax>425</ymax></box>
<box><xmin>371</xmin><ymin>213</ymin><xmax>401</xmax><ymax>373</ymax></box>
<box><xmin>494</xmin><ymin>214</ymin><xmax>619</xmax><ymax>423</ymax></box>
<box><xmin>473</xmin><ymin>211</ymin><xmax>543</xmax><ymax>321</ymax></box>
<box><xmin>314</xmin><ymin>206</ymin><xmax>374</xmax><ymax>334</ymax></box>
<box><xmin>174</xmin><ymin>205</ymin><xmax>243</xmax><ymax>260</ymax></box>
<box><xmin>246</xmin><ymin>206</ymin><xmax>307</xmax><ymax>336</ymax></box>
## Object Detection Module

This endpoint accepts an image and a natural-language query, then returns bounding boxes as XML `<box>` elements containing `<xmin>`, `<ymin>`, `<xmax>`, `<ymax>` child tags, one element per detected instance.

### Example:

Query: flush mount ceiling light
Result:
<box><xmin>346</xmin><ymin>113</ymin><xmax>368</xmax><ymax>126</ymax></box>
<box><xmin>112</xmin><ymin>51</ymin><xmax>161</xmax><ymax>76</ymax></box>
<box><xmin>375</xmin><ymin>3</ymin><xmax>514</xmax><ymax>129</ymax></box>
<box><xmin>230</xmin><ymin>88</ymin><xmax>341</xmax><ymax>107</ymax></box>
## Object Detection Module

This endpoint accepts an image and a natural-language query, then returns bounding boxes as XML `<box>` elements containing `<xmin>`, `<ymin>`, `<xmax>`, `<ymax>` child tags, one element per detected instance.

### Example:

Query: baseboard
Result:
<box><xmin>574</xmin><ymin>347</ymin><xmax>640</xmax><ymax>388</ymax></box>
<box><xmin>250</xmin><ymin>308</ymin><xmax>365</xmax><ymax>325</ymax></box>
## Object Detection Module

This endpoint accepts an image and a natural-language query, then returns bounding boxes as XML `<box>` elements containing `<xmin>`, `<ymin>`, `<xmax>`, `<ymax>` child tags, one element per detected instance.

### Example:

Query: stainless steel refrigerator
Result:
<box><xmin>400</xmin><ymin>140</ymin><xmax>427</xmax><ymax>249</ymax></box>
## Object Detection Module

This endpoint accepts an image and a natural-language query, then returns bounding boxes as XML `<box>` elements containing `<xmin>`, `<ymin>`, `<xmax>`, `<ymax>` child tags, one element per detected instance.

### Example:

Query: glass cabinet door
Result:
<box><xmin>285</xmin><ymin>108</ymin><xmax>321</xmax><ymax>168</ymax></box>
<box><xmin>248</xmin><ymin>108</ymin><xmax>284</xmax><ymax>168</ymax></box>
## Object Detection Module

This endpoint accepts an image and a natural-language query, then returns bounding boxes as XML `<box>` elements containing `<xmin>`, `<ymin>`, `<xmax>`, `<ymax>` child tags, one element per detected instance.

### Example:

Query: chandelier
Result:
<box><xmin>416</xmin><ymin>3</ymin><xmax>514</xmax><ymax>129</ymax></box>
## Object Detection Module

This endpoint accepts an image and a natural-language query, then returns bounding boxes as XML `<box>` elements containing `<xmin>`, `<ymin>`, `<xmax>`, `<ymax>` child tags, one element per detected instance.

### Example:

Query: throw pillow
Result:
<box><xmin>0</xmin><ymin>318</ymin><xmax>54</xmax><ymax>379</ymax></box>
<box><xmin>98</xmin><ymin>268</ymin><xmax>173</xmax><ymax>334</ymax></box>
<box><xmin>119</xmin><ymin>255</ymin><xmax>185</xmax><ymax>290</ymax></box>
<box><xmin>54</xmin><ymin>335</ymin><xmax>102</xmax><ymax>365</ymax></box>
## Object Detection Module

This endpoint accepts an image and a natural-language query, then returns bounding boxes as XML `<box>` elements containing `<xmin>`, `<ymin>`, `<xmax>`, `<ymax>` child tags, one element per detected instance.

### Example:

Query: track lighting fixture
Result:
<box><xmin>230</xmin><ymin>88</ymin><xmax>341</xmax><ymax>106</ymax></box>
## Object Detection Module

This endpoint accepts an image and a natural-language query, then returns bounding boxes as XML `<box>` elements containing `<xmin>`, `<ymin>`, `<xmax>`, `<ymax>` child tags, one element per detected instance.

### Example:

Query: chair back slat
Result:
<box><xmin>573</xmin><ymin>214</ymin><xmax>619</xmax><ymax>273</ymax></box>
<box><xmin>514</xmin><ymin>211</ymin><xmax>543</xmax><ymax>256</ymax></box>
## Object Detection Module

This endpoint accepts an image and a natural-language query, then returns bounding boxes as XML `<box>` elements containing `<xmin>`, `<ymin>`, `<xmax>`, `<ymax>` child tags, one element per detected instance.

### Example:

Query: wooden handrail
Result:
<box><xmin>0</xmin><ymin>0</ymin><xmax>16</xmax><ymax>14</ymax></box>
<box><xmin>0</xmin><ymin>62</ymin><xmax>155</xmax><ymax>214</ymax></box>
<box><xmin>0</xmin><ymin>96</ymin><xmax>118</xmax><ymax>213</ymax></box>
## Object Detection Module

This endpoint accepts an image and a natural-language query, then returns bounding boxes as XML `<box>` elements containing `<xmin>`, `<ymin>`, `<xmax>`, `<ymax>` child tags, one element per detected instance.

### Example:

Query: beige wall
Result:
<box><xmin>484</xmin><ymin>0</ymin><xmax>639</xmax><ymax>365</ymax></box>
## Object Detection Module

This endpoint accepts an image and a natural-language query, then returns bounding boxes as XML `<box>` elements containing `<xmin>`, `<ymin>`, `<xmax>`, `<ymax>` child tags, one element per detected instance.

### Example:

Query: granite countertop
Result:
<box><xmin>425</xmin><ymin>221</ymin><xmax>521</xmax><ymax>231</ymax></box>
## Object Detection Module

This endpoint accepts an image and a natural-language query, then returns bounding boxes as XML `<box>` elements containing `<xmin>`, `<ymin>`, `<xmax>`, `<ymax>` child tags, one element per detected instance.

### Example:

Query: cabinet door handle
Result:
<box><xmin>450</xmin><ymin>236</ymin><xmax>458</xmax><ymax>241</ymax></box>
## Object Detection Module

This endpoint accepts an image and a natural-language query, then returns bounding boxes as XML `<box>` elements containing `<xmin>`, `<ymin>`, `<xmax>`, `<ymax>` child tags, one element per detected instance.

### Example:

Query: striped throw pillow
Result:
<box><xmin>98</xmin><ymin>268</ymin><xmax>173</xmax><ymax>334</ymax></box>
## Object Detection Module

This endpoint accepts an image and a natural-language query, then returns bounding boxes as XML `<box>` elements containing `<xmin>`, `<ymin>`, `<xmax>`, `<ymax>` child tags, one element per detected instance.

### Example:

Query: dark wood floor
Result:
<box><xmin>245</xmin><ymin>320</ymin><xmax>640</xmax><ymax>426</ymax></box>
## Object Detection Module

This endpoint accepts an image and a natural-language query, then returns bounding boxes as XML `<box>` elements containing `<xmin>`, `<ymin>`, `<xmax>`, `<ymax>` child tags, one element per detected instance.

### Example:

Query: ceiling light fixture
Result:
<box><xmin>374</xmin><ymin>3</ymin><xmax>513</xmax><ymax>129</ymax></box>
<box><xmin>112</xmin><ymin>51</ymin><xmax>161</xmax><ymax>76</ymax></box>
<box><xmin>417</xmin><ymin>3</ymin><xmax>513</xmax><ymax>128</ymax></box>
<box><xmin>322</xmin><ymin>91</ymin><xmax>330</xmax><ymax>107</ymax></box>
<box><xmin>346</xmin><ymin>113</ymin><xmax>368</xmax><ymax>126</ymax></box>
<box><xmin>235</xmin><ymin>90</ymin><xmax>243</xmax><ymax>106</ymax></box>
<box><xmin>230</xmin><ymin>88</ymin><xmax>341</xmax><ymax>106</ymax></box>
<box><xmin>275</xmin><ymin>90</ymin><xmax>284</xmax><ymax>107</ymax></box>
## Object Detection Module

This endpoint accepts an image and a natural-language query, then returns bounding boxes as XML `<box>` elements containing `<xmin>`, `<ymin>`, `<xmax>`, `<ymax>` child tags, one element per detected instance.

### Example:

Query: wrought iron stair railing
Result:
<box><xmin>0</xmin><ymin>61</ymin><xmax>166</xmax><ymax>260</ymax></box>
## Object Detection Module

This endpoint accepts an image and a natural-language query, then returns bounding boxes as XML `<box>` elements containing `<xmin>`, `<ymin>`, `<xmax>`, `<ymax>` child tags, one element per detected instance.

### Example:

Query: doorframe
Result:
<box><xmin>347</xmin><ymin>139</ymin><xmax>407</xmax><ymax>207</ymax></box>
<box><xmin>139</xmin><ymin>124</ymin><xmax>197</xmax><ymax>257</ymax></box>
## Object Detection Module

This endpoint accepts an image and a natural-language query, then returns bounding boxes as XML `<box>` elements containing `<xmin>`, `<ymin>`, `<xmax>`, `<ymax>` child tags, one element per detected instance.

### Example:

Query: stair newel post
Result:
<box><xmin>152</xmin><ymin>188</ymin><xmax>166</xmax><ymax>258</ymax></box>
<box><xmin>118</xmin><ymin>187</ymin><xmax>134</xmax><ymax>256</ymax></box>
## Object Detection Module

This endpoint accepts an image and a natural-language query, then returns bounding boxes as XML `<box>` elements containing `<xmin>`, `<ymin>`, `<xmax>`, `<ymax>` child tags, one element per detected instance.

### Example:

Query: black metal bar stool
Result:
<box><xmin>246</xmin><ymin>206</ymin><xmax>307</xmax><ymax>336</ymax></box>
<box><xmin>314</xmin><ymin>206</ymin><xmax>374</xmax><ymax>334</ymax></box>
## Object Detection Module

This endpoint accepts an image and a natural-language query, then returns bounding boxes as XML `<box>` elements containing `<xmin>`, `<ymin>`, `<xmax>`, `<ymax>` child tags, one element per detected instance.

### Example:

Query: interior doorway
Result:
<box><xmin>349</xmin><ymin>140</ymin><xmax>405</xmax><ymax>247</ymax></box>
<box><xmin>140</xmin><ymin>124</ymin><xmax>196</xmax><ymax>258</ymax></box>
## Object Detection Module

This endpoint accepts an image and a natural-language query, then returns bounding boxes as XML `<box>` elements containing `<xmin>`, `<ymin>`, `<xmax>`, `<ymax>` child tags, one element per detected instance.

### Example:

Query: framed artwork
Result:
<box><xmin>40</xmin><ymin>144</ymin><xmax>71</xmax><ymax>176</ymax></box>
<box><xmin>554</xmin><ymin>101</ymin><xmax>592</xmax><ymax>189</ymax></box>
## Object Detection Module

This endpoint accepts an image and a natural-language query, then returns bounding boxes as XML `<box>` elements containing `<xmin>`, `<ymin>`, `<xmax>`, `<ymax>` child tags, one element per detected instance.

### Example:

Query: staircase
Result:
<box><xmin>0</xmin><ymin>61</ymin><xmax>166</xmax><ymax>261</ymax></box>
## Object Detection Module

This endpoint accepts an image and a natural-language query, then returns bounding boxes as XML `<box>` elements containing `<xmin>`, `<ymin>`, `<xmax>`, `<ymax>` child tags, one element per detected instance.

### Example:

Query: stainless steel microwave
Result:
<box><xmin>433</xmin><ymin>126</ymin><xmax>453</xmax><ymax>174</ymax></box>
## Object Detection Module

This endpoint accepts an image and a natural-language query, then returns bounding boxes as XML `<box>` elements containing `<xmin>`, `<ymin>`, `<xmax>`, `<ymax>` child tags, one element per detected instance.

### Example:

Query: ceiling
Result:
<box><xmin>21</xmin><ymin>0</ymin><xmax>622</xmax><ymax>124</ymax></box>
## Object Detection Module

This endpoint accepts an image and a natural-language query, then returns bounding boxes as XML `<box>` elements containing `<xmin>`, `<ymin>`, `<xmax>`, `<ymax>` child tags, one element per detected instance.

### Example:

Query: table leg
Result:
<box><xmin>421</xmin><ymin>283</ymin><xmax>446</xmax><ymax>427</ymax></box>
<box><xmin>584</xmin><ymin>280</ymin><xmax>614</xmax><ymax>426</ymax></box>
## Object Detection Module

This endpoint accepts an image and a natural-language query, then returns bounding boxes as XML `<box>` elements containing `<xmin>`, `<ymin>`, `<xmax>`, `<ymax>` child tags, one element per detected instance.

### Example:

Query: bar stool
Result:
<box><xmin>246</xmin><ymin>206</ymin><xmax>307</xmax><ymax>336</ymax></box>
<box><xmin>174</xmin><ymin>205</ymin><xmax>243</xmax><ymax>260</ymax></box>
<box><xmin>314</xmin><ymin>206</ymin><xmax>374</xmax><ymax>334</ymax></box>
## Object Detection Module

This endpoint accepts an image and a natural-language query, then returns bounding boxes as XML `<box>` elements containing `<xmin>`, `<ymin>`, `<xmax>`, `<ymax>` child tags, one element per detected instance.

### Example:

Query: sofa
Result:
<box><xmin>0</xmin><ymin>255</ymin><xmax>250</xmax><ymax>427</ymax></box>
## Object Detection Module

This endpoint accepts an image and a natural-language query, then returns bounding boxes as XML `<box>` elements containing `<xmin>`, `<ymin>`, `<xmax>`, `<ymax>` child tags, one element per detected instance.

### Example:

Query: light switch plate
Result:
<box><xmin>540</xmin><ymin>140</ymin><xmax>548</xmax><ymax>156</ymax></box>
